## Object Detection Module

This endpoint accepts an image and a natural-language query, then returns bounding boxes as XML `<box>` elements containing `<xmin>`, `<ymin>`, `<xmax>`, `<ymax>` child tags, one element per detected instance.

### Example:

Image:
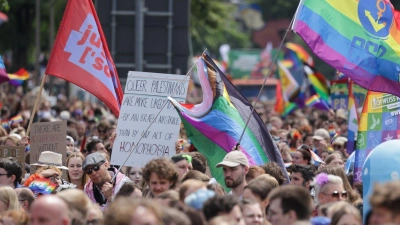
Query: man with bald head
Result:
<box><xmin>30</xmin><ymin>195</ymin><xmax>71</xmax><ymax>225</ymax></box>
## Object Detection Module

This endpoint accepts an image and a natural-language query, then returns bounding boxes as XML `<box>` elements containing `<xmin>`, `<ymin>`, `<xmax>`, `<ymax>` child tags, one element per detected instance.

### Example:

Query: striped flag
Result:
<box><xmin>347</xmin><ymin>80</ymin><xmax>359</xmax><ymax>154</ymax></box>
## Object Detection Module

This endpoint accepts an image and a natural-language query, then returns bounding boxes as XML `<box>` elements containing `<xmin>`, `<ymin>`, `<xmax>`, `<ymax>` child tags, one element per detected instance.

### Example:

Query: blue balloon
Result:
<box><xmin>362</xmin><ymin>140</ymin><xmax>400</xmax><ymax>220</ymax></box>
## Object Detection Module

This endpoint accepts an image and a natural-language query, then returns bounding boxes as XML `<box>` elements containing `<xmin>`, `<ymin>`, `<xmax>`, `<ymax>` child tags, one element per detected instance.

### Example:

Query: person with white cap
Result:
<box><xmin>216</xmin><ymin>148</ymin><xmax>249</xmax><ymax>198</ymax></box>
<box><xmin>312</xmin><ymin>128</ymin><xmax>331</xmax><ymax>156</ymax></box>
<box><xmin>331</xmin><ymin>136</ymin><xmax>349</xmax><ymax>158</ymax></box>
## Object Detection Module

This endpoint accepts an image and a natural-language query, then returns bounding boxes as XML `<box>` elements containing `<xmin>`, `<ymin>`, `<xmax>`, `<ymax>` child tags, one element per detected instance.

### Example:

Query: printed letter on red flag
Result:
<box><xmin>46</xmin><ymin>0</ymin><xmax>123</xmax><ymax>115</ymax></box>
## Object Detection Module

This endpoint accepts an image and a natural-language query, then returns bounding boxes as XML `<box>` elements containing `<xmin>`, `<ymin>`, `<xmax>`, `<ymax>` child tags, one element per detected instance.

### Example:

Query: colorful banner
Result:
<box><xmin>228</xmin><ymin>49</ymin><xmax>262</xmax><ymax>79</ymax></box>
<box><xmin>354</xmin><ymin>92</ymin><xmax>400</xmax><ymax>182</ymax></box>
<box><xmin>330</xmin><ymin>79</ymin><xmax>368</xmax><ymax>110</ymax></box>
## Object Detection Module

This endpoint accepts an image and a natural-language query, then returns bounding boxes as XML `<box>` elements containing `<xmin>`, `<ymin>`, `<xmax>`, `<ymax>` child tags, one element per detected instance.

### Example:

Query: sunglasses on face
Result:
<box><xmin>85</xmin><ymin>162</ymin><xmax>104</xmax><ymax>175</ymax></box>
<box><xmin>333</xmin><ymin>144</ymin><xmax>343</xmax><ymax>149</ymax></box>
<box><xmin>97</xmin><ymin>129</ymin><xmax>107</xmax><ymax>134</ymax></box>
<box><xmin>327</xmin><ymin>191</ymin><xmax>347</xmax><ymax>199</ymax></box>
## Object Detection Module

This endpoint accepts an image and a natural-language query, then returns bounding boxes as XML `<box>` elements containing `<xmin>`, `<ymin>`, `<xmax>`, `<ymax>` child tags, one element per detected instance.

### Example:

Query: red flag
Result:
<box><xmin>45</xmin><ymin>0</ymin><xmax>123</xmax><ymax>115</ymax></box>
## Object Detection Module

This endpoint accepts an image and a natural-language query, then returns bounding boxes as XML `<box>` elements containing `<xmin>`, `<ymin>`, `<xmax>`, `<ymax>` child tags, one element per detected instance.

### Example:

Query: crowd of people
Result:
<box><xmin>0</xmin><ymin>85</ymin><xmax>397</xmax><ymax>225</ymax></box>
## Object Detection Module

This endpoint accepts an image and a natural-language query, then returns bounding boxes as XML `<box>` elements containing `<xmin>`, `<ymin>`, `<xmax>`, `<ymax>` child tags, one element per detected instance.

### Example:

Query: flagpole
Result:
<box><xmin>237</xmin><ymin>16</ymin><xmax>295</xmax><ymax>144</ymax></box>
<box><xmin>26</xmin><ymin>74</ymin><xmax>47</xmax><ymax>136</ymax></box>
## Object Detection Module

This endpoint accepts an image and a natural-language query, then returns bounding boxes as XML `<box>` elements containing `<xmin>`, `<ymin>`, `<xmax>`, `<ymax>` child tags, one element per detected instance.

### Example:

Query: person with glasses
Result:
<box><xmin>0</xmin><ymin>157</ymin><xmax>23</xmax><ymax>189</ymax></box>
<box><xmin>331</xmin><ymin>137</ymin><xmax>349</xmax><ymax>159</ymax></box>
<box><xmin>83</xmin><ymin>152</ymin><xmax>130</xmax><ymax>211</ymax></box>
<box><xmin>313</xmin><ymin>173</ymin><xmax>346</xmax><ymax>207</ymax></box>
<box><xmin>96</xmin><ymin>120</ymin><xmax>110</xmax><ymax>142</ymax></box>
<box><xmin>15</xmin><ymin>187</ymin><xmax>35</xmax><ymax>213</ymax></box>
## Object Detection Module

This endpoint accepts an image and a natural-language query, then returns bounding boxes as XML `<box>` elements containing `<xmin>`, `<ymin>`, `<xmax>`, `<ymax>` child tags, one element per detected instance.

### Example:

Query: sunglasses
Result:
<box><xmin>333</xmin><ymin>144</ymin><xmax>343</xmax><ymax>149</ymax></box>
<box><xmin>98</xmin><ymin>129</ymin><xmax>107</xmax><ymax>134</ymax></box>
<box><xmin>85</xmin><ymin>162</ymin><xmax>104</xmax><ymax>175</ymax></box>
<box><xmin>324</xmin><ymin>191</ymin><xmax>347</xmax><ymax>199</ymax></box>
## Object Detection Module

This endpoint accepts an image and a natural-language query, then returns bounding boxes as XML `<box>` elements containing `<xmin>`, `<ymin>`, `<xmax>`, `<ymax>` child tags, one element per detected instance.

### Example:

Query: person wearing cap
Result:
<box><xmin>312</xmin><ymin>128</ymin><xmax>331</xmax><ymax>156</ymax></box>
<box><xmin>216</xmin><ymin>149</ymin><xmax>249</xmax><ymax>198</ymax></box>
<box><xmin>331</xmin><ymin>136</ymin><xmax>349</xmax><ymax>158</ymax></box>
<box><xmin>83</xmin><ymin>152</ymin><xmax>130</xmax><ymax>211</ymax></box>
<box><xmin>171</xmin><ymin>154</ymin><xmax>193</xmax><ymax>179</ymax></box>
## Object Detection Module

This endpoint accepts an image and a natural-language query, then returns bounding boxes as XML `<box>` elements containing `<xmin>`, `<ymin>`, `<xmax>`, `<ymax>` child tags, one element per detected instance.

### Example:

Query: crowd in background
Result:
<box><xmin>0</xmin><ymin>85</ymin><xmax>397</xmax><ymax>225</ymax></box>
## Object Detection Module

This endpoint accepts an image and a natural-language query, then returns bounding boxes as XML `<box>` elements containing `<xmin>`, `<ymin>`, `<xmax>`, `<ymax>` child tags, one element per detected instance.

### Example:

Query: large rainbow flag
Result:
<box><xmin>293</xmin><ymin>0</ymin><xmax>400</xmax><ymax>97</ymax></box>
<box><xmin>169</xmin><ymin>54</ymin><xmax>288</xmax><ymax>187</ymax></box>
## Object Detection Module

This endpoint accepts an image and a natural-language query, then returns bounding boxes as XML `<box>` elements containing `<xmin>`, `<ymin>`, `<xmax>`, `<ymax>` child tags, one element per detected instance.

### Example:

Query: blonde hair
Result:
<box><xmin>0</xmin><ymin>186</ymin><xmax>20</xmax><ymax>211</ymax></box>
<box><xmin>66</xmin><ymin>152</ymin><xmax>89</xmax><ymax>189</ymax></box>
<box><xmin>313</xmin><ymin>173</ymin><xmax>343</xmax><ymax>205</ymax></box>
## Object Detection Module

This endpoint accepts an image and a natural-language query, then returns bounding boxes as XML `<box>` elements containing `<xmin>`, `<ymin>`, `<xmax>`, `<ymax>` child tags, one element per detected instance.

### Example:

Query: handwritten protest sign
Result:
<box><xmin>111</xmin><ymin>72</ymin><xmax>189</xmax><ymax>167</ymax></box>
<box><xmin>0</xmin><ymin>146</ymin><xmax>25</xmax><ymax>169</ymax></box>
<box><xmin>30</xmin><ymin>121</ymin><xmax>67</xmax><ymax>166</ymax></box>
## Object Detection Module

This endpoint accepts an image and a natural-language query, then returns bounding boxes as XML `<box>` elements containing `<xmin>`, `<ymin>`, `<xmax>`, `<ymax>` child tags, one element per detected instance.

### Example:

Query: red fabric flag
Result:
<box><xmin>45</xmin><ymin>0</ymin><xmax>123</xmax><ymax>115</ymax></box>
<box><xmin>274</xmin><ymin>81</ymin><xmax>284</xmax><ymax>114</ymax></box>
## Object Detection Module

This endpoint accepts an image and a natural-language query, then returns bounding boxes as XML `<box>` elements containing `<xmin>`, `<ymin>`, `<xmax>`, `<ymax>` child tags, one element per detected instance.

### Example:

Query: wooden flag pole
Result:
<box><xmin>26</xmin><ymin>74</ymin><xmax>47</xmax><ymax>136</ymax></box>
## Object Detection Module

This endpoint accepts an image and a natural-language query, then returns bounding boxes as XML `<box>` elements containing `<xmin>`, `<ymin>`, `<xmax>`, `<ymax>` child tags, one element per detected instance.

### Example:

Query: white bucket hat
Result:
<box><xmin>31</xmin><ymin>151</ymin><xmax>68</xmax><ymax>170</ymax></box>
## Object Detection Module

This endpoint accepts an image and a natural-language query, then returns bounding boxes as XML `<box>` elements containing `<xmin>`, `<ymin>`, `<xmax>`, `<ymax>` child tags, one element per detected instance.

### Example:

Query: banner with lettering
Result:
<box><xmin>354</xmin><ymin>92</ymin><xmax>400</xmax><ymax>182</ymax></box>
<box><xmin>331</xmin><ymin>79</ymin><xmax>368</xmax><ymax>110</ymax></box>
<box><xmin>228</xmin><ymin>49</ymin><xmax>261</xmax><ymax>79</ymax></box>
<box><xmin>111</xmin><ymin>72</ymin><xmax>189</xmax><ymax>167</ymax></box>
<box><xmin>30</xmin><ymin>121</ymin><xmax>67</xmax><ymax>166</ymax></box>
<box><xmin>45</xmin><ymin>0</ymin><xmax>123</xmax><ymax>115</ymax></box>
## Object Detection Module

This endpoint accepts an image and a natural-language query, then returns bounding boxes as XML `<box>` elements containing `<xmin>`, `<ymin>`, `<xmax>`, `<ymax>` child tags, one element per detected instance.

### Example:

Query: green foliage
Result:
<box><xmin>191</xmin><ymin>0</ymin><xmax>251</xmax><ymax>55</ymax></box>
<box><xmin>0</xmin><ymin>0</ymin><xmax>9</xmax><ymax>12</ymax></box>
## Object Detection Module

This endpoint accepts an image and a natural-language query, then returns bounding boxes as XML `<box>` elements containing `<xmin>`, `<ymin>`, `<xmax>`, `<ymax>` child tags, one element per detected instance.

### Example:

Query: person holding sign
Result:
<box><xmin>83</xmin><ymin>152</ymin><xmax>130</xmax><ymax>211</ymax></box>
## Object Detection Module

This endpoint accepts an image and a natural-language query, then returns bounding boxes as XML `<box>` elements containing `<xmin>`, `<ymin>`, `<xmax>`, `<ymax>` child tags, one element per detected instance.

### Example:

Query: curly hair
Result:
<box><xmin>289</xmin><ymin>164</ymin><xmax>316</xmax><ymax>185</ymax></box>
<box><xmin>142</xmin><ymin>158</ymin><xmax>179</xmax><ymax>189</ymax></box>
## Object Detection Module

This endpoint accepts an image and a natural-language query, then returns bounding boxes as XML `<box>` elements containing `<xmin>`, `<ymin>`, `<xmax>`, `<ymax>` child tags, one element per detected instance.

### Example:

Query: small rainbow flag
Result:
<box><xmin>28</xmin><ymin>178</ymin><xmax>57</xmax><ymax>195</ymax></box>
<box><xmin>8</xmin><ymin>68</ymin><xmax>29</xmax><ymax>86</ymax></box>
<box><xmin>305</xmin><ymin>94</ymin><xmax>330</xmax><ymax>111</ymax></box>
<box><xmin>9</xmin><ymin>115</ymin><xmax>23</xmax><ymax>125</ymax></box>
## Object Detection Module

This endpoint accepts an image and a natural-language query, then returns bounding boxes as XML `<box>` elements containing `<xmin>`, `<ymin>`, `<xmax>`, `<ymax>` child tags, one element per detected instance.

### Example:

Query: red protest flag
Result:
<box><xmin>46</xmin><ymin>0</ymin><xmax>123</xmax><ymax>115</ymax></box>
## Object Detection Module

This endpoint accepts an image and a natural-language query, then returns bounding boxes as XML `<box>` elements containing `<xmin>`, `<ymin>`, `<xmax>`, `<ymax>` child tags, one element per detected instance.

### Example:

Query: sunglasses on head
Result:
<box><xmin>327</xmin><ymin>191</ymin><xmax>347</xmax><ymax>198</ymax></box>
<box><xmin>85</xmin><ymin>162</ymin><xmax>104</xmax><ymax>175</ymax></box>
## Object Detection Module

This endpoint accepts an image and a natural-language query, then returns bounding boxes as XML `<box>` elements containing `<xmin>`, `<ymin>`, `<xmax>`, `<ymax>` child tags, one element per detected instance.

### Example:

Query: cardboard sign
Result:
<box><xmin>111</xmin><ymin>72</ymin><xmax>189</xmax><ymax>167</ymax></box>
<box><xmin>30</xmin><ymin>121</ymin><xmax>67</xmax><ymax>166</ymax></box>
<box><xmin>0</xmin><ymin>146</ymin><xmax>25</xmax><ymax>169</ymax></box>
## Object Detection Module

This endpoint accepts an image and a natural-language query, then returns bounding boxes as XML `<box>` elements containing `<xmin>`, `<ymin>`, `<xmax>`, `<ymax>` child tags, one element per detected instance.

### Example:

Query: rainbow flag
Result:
<box><xmin>169</xmin><ymin>54</ymin><xmax>288</xmax><ymax>188</ymax></box>
<box><xmin>28</xmin><ymin>178</ymin><xmax>57</xmax><ymax>195</ymax></box>
<box><xmin>304</xmin><ymin>65</ymin><xmax>330</xmax><ymax>103</ymax></box>
<box><xmin>8</xmin><ymin>68</ymin><xmax>29</xmax><ymax>86</ymax></box>
<box><xmin>293</xmin><ymin>0</ymin><xmax>400</xmax><ymax>97</ymax></box>
<box><xmin>277</xmin><ymin>61</ymin><xmax>299</xmax><ymax>102</ymax></box>
<box><xmin>354</xmin><ymin>91</ymin><xmax>400</xmax><ymax>183</ymax></box>
<box><xmin>9</xmin><ymin>115</ymin><xmax>23</xmax><ymax>125</ymax></box>
<box><xmin>0</xmin><ymin>56</ymin><xmax>10</xmax><ymax>84</ymax></box>
<box><xmin>347</xmin><ymin>80</ymin><xmax>359</xmax><ymax>154</ymax></box>
<box><xmin>285</xmin><ymin>42</ymin><xmax>314</xmax><ymax>67</ymax></box>
<box><xmin>305</xmin><ymin>94</ymin><xmax>331</xmax><ymax>111</ymax></box>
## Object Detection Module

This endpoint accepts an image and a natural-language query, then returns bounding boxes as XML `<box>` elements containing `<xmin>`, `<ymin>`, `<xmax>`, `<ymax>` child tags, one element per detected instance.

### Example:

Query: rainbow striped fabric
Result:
<box><xmin>8</xmin><ymin>68</ymin><xmax>29</xmax><ymax>86</ymax></box>
<box><xmin>305</xmin><ymin>94</ymin><xmax>330</xmax><ymax>111</ymax></box>
<box><xmin>293</xmin><ymin>0</ymin><xmax>400</xmax><ymax>97</ymax></box>
<box><xmin>169</xmin><ymin>54</ymin><xmax>288</xmax><ymax>188</ymax></box>
<box><xmin>0</xmin><ymin>56</ymin><xmax>10</xmax><ymax>84</ymax></box>
<box><xmin>347</xmin><ymin>80</ymin><xmax>359</xmax><ymax>154</ymax></box>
